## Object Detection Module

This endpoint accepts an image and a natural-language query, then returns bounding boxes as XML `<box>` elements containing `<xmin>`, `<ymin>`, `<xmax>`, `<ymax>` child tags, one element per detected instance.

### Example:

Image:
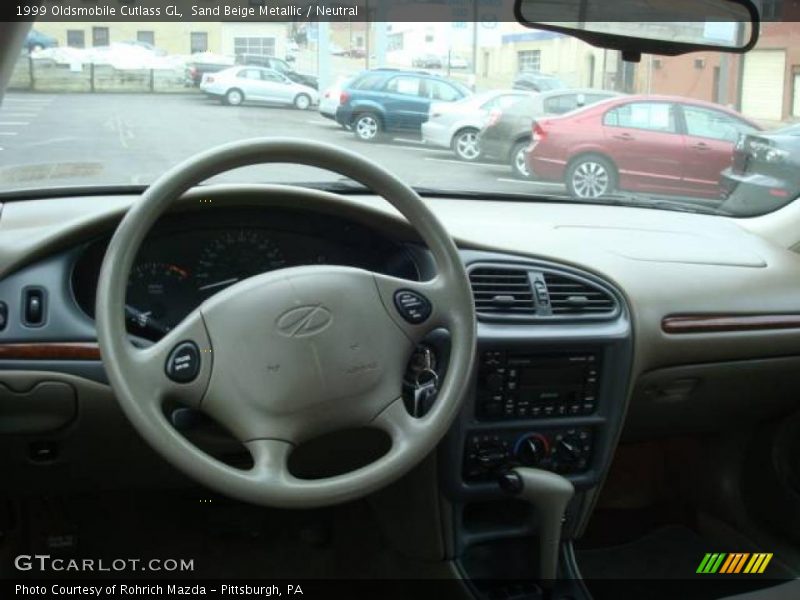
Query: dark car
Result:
<box><xmin>479</xmin><ymin>89</ymin><xmax>623</xmax><ymax>178</ymax></box>
<box><xmin>336</xmin><ymin>68</ymin><xmax>471</xmax><ymax>141</ymax></box>
<box><xmin>185</xmin><ymin>61</ymin><xmax>232</xmax><ymax>87</ymax></box>
<box><xmin>412</xmin><ymin>54</ymin><xmax>443</xmax><ymax>69</ymax></box>
<box><xmin>512</xmin><ymin>71</ymin><xmax>567</xmax><ymax>92</ymax></box>
<box><xmin>524</xmin><ymin>94</ymin><xmax>761</xmax><ymax>199</ymax></box>
<box><xmin>720</xmin><ymin>124</ymin><xmax>800</xmax><ymax>216</ymax></box>
<box><xmin>236</xmin><ymin>54</ymin><xmax>318</xmax><ymax>89</ymax></box>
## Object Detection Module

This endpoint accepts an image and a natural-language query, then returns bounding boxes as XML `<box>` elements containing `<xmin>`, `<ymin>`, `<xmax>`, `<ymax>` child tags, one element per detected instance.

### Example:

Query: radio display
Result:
<box><xmin>518</xmin><ymin>365</ymin><xmax>586</xmax><ymax>387</ymax></box>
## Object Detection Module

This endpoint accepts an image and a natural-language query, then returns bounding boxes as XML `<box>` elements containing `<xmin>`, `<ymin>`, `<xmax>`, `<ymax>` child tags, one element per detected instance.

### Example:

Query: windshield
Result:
<box><xmin>2</xmin><ymin>18</ymin><xmax>799</xmax><ymax>217</ymax></box>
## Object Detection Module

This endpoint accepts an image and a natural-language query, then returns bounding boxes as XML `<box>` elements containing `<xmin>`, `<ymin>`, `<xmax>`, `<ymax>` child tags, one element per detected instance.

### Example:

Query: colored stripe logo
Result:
<box><xmin>697</xmin><ymin>553</ymin><xmax>773</xmax><ymax>574</ymax></box>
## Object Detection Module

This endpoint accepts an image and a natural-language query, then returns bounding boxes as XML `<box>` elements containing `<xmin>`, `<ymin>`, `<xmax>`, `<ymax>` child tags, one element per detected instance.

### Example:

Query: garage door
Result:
<box><xmin>741</xmin><ymin>50</ymin><xmax>785</xmax><ymax>121</ymax></box>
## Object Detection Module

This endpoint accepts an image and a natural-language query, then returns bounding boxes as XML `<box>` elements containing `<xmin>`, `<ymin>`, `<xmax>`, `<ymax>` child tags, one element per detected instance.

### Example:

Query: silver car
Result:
<box><xmin>421</xmin><ymin>90</ymin><xmax>534</xmax><ymax>161</ymax></box>
<box><xmin>200</xmin><ymin>66</ymin><xmax>319</xmax><ymax>110</ymax></box>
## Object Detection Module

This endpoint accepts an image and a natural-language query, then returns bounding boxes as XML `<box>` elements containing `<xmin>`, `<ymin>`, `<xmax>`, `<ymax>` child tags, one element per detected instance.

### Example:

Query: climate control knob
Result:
<box><xmin>515</xmin><ymin>433</ymin><xmax>550</xmax><ymax>467</ymax></box>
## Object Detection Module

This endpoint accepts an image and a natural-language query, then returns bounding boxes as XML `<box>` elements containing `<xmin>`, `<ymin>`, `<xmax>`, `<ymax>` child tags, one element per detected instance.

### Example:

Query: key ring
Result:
<box><xmin>415</xmin><ymin>368</ymin><xmax>439</xmax><ymax>389</ymax></box>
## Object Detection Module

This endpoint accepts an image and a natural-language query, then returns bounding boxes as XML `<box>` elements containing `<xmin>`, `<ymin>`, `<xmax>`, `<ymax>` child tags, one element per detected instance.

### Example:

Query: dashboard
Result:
<box><xmin>2</xmin><ymin>185</ymin><xmax>800</xmax><ymax>573</ymax></box>
<box><xmin>70</xmin><ymin>207</ymin><xmax>419</xmax><ymax>340</ymax></box>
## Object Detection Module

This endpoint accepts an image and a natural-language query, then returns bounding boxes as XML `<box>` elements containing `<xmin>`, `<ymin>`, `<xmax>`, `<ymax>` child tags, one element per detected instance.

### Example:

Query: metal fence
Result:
<box><xmin>8</xmin><ymin>56</ymin><xmax>191</xmax><ymax>94</ymax></box>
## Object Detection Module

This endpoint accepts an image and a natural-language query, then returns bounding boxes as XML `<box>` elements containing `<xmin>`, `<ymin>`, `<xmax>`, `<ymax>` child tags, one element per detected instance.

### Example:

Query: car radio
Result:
<box><xmin>477</xmin><ymin>351</ymin><xmax>599</xmax><ymax>420</ymax></box>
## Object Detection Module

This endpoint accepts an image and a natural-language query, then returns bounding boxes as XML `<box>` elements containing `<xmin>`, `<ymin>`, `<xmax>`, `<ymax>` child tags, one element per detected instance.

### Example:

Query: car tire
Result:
<box><xmin>566</xmin><ymin>155</ymin><xmax>617</xmax><ymax>199</ymax></box>
<box><xmin>294</xmin><ymin>93</ymin><xmax>311</xmax><ymax>110</ymax></box>
<box><xmin>224</xmin><ymin>89</ymin><xmax>244</xmax><ymax>107</ymax></box>
<box><xmin>452</xmin><ymin>128</ymin><xmax>481</xmax><ymax>162</ymax></box>
<box><xmin>353</xmin><ymin>112</ymin><xmax>381</xmax><ymax>142</ymax></box>
<box><xmin>510</xmin><ymin>141</ymin><xmax>531</xmax><ymax>179</ymax></box>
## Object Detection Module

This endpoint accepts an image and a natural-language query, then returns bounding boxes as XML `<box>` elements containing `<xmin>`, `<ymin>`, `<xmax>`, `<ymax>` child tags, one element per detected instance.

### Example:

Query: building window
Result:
<box><xmin>92</xmin><ymin>27</ymin><xmax>109</xmax><ymax>47</ymax></box>
<box><xmin>190</xmin><ymin>32</ymin><xmax>208</xmax><ymax>54</ymax></box>
<box><xmin>233</xmin><ymin>37</ymin><xmax>276</xmax><ymax>58</ymax></box>
<box><xmin>517</xmin><ymin>50</ymin><xmax>541</xmax><ymax>72</ymax></box>
<box><xmin>67</xmin><ymin>30</ymin><xmax>85</xmax><ymax>49</ymax></box>
<box><xmin>388</xmin><ymin>32</ymin><xmax>403</xmax><ymax>51</ymax></box>
<box><xmin>137</xmin><ymin>31</ymin><xmax>155</xmax><ymax>46</ymax></box>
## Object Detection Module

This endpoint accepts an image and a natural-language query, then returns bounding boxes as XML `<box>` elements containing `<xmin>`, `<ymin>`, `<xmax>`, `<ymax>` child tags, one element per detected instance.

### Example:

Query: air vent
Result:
<box><xmin>469</xmin><ymin>267</ymin><xmax>535</xmax><ymax>314</ymax></box>
<box><xmin>543</xmin><ymin>272</ymin><xmax>616</xmax><ymax>315</ymax></box>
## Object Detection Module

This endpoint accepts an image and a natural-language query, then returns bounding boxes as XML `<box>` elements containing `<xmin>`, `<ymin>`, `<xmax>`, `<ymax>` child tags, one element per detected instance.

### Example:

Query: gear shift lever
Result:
<box><xmin>499</xmin><ymin>468</ymin><xmax>575</xmax><ymax>584</ymax></box>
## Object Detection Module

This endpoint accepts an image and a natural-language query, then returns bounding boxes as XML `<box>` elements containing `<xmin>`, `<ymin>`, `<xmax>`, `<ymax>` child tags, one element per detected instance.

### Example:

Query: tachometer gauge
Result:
<box><xmin>126</xmin><ymin>261</ymin><xmax>195</xmax><ymax>338</ymax></box>
<box><xmin>195</xmin><ymin>229</ymin><xmax>287</xmax><ymax>296</ymax></box>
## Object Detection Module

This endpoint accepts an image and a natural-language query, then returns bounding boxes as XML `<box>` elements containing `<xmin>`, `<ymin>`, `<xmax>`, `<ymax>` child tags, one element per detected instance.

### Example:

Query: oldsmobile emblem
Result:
<box><xmin>276</xmin><ymin>305</ymin><xmax>332</xmax><ymax>338</ymax></box>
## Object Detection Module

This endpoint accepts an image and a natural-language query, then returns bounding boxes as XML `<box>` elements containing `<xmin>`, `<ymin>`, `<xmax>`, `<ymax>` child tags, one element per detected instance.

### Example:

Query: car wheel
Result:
<box><xmin>294</xmin><ymin>93</ymin><xmax>311</xmax><ymax>110</ymax></box>
<box><xmin>353</xmin><ymin>113</ymin><xmax>381</xmax><ymax>142</ymax></box>
<box><xmin>510</xmin><ymin>141</ymin><xmax>531</xmax><ymax>179</ymax></box>
<box><xmin>452</xmin><ymin>128</ymin><xmax>481</xmax><ymax>161</ymax></box>
<box><xmin>566</xmin><ymin>155</ymin><xmax>617</xmax><ymax>199</ymax></box>
<box><xmin>224</xmin><ymin>89</ymin><xmax>244</xmax><ymax>106</ymax></box>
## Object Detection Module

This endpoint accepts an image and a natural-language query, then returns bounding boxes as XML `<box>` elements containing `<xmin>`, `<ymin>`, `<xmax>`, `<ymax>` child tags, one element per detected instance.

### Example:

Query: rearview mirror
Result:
<box><xmin>514</xmin><ymin>0</ymin><xmax>759</xmax><ymax>59</ymax></box>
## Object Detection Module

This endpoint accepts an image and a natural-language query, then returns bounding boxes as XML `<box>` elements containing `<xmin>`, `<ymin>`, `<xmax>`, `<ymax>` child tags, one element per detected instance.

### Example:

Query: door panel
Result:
<box><xmin>602</xmin><ymin>102</ymin><xmax>684</xmax><ymax>194</ymax></box>
<box><xmin>237</xmin><ymin>69</ymin><xmax>268</xmax><ymax>101</ymax></box>
<box><xmin>382</xmin><ymin>76</ymin><xmax>430</xmax><ymax>131</ymax></box>
<box><xmin>261</xmin><ymin>70</ymin><xmax>292</xmax><ymax>103</ymax></box>
<box><xmin>680</xmin><ymin>105</ymin><xmax>756</xmax><ymax>196</ymax></box>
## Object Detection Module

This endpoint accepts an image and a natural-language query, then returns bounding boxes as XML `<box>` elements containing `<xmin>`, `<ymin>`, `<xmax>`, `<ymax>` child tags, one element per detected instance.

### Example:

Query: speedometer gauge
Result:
<box><xmin>195</xmin><ymin>229</ymin><xmax>287</xmax><ymax>297</ymax></box>
<box><xmin>126</xmin><ymin>261</ymin><xmax>195</xmax><ymax>337</ymax></box>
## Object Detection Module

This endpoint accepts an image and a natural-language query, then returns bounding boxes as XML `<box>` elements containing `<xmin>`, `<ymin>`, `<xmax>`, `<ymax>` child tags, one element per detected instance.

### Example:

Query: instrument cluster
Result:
<box><xmin>72</xmin><ymin>207</ymin><xmax>419</xmax><ymax>340</ymax></box>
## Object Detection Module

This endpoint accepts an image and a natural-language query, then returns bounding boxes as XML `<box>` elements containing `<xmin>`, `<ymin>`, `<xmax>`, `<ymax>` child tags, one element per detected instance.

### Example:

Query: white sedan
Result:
<box><xmin>421</xmin><ymin>89</ymin><xmax>533</xmax><ymax>161</ymax></box>
<box><xmin>200</xmin><ymin>66</ymin><xmax>319</xmax><ymax>110</ymax></box>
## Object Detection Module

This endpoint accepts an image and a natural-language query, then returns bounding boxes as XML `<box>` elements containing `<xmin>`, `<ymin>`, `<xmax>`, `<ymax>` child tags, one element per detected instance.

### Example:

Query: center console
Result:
<box><xmin>439</xmin><ymin>252</ymin><xmax>634</xmax><ymax>591</ymax></box>
<box><xmin>464</xmin><ymin>351</ymin><xmax>600</xmax><ymax>481</ymax></box>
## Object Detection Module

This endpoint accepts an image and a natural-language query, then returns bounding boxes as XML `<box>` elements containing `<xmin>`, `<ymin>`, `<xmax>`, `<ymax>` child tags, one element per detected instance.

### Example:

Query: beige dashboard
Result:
<box><xmin>3</xmin><ymin>186</ymin><xmax>800</xmax><ymax>368</ymax></box>
<box><xmin>1</xmin><ymin>185</ymin><xmax>800</xmax><ymax>439</ymax></box>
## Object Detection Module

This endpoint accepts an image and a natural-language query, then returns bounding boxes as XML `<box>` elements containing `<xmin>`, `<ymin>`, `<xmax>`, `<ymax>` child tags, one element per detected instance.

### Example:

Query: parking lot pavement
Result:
<box><xmin>0</xmin><ymin>94</ymin><xmax>55</xmax><ymax>152</ymax></box>
<box><xmin>0</xmin><ymin>92</ymin><xmax>569</xmax><ymax>199</ymax></box>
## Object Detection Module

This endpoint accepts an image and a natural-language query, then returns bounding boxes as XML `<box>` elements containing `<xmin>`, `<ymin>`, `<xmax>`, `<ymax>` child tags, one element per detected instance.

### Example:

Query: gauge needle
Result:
<box><xmin>198</xmin><ymin>277</ymin><xmax>239</xmax><ymax>292</ymax></box>
<box><xmin>125</xmin><ymin>305</ymin><xmax>169</xmax><ymax>335</ymax></box>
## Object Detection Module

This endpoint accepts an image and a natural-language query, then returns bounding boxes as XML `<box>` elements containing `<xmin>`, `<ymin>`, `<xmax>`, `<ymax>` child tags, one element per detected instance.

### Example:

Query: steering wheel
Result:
<box><xmin>95</xmin><ymin>139</ymin><xmax>476</xmax><ymax>508</ymax></box>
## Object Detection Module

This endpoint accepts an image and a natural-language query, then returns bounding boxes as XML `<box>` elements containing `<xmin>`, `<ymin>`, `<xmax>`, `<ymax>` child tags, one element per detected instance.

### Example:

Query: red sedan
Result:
<box><xmin>524</xmin><ymin>95</ymin><xmax>761</xmax><ymax>199</ymax></box>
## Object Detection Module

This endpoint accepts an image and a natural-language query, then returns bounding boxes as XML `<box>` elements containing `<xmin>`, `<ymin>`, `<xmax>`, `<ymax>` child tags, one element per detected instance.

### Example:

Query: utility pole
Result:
<box><xmin>364</xmin><ymin>0</ymin><xmax>370</xmax><ymax>69</ymax></box>
<box><xmin>471</xmin><ymin>0</ymin><xmax>479</xmax><ymax>90</ymax></box>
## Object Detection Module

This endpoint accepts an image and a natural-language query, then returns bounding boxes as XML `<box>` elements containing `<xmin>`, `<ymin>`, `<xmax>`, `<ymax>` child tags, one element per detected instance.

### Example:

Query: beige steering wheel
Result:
<box><xmin>95</xmin><ymin>138</ymin><xmax>476</xmax><ymax>508</ymax></box>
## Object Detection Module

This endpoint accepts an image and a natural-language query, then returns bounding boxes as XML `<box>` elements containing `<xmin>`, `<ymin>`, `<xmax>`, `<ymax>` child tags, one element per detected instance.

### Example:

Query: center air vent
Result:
<box><xmin>543</xmin><ymin>272</ymin><xmax>616</xmax><ymax>315</ymax></box>
<box><xmin>468</xmin><ymin>263</ymin><xmax>619</xmax><ymax>321</ymax></box>
<box><xmin>468</xmin><ymin>267</ymin><xmax>535</xmax><ymax>314</ymax></box>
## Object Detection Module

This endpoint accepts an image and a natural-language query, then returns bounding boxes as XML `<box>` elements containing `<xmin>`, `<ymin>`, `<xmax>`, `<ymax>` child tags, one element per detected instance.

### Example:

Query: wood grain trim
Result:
<box><xmin>662</xmin><ymin>314</ymin><xmax>800</xmax><ymax>334</ymax></box>
<box><xmin>0</xmin><ymin>342</ymin><xmax>101</xmax><ymax>360</ymax></box>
